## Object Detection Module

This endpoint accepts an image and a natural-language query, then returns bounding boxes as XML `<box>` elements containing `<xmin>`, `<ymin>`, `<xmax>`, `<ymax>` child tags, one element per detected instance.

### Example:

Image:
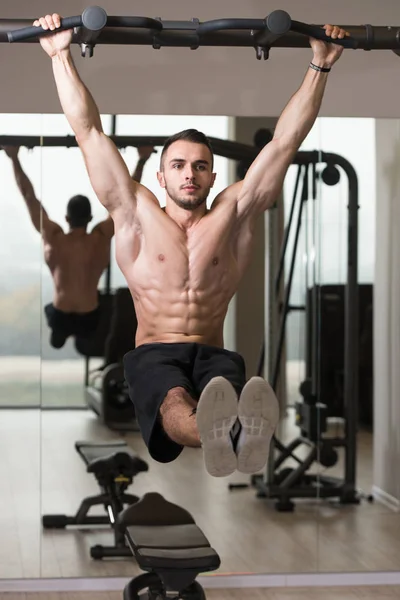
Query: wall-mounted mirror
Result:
<box><xmin>2</xmin><ymin>112</ymin><xmax>392</xmax><ymax>583</ymax></box>
<box><xmin>0</xmin><ymin>114</ymin><xmax>42</xmax><ymax>578</ymax></box>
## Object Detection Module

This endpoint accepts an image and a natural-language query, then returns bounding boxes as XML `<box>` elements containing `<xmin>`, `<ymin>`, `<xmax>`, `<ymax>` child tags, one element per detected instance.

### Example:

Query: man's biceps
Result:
<box><xmin>91</xmin><ymin>171</ymin><xmax>119</xmax><ymax>195</ymax></box>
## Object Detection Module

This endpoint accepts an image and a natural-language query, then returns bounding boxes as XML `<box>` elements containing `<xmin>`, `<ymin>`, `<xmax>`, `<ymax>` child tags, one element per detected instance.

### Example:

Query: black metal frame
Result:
<box><xmin>250</xmin><ymin>151</ymin><xmax>359</xmax><ymax>510</ymax></box>
<box><xmin>0</xmin><ymin>134</ymin><xmax>260</xmax><ymax>162</ymax></box>
<box><xmin>123</xmin><ymin>572</ymin><xmax>207</xmax><ymax>600</ymax></box>
<box><xmin>1</xmin><ymin>6</ymin><xmax>400</xmax><ymax>60</ymax></box>
<box><xmin>42</xmin><ymin>444</ymin><xmax>143</xmax><ymax>560</ymax></box>
<box><xmin>42</xmin><ymin>483</ymin><xmax>139</xmax><ymax>560</ymax></box>
<box><xmin>42</xmin><ymin>482</ymin><xmax>138</xmax><ymax>559</ymax></box>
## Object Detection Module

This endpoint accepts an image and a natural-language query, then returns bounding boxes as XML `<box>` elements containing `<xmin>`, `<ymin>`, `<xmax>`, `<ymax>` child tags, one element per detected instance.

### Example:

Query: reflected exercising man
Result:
<box><xmin>2</xmin><ymin>144</ymin><xmax>153</xmax><ymax>348</ymax></box>
<box><xmin>35</xmin><ymin>13</ymin><xmax>347</xmax><ymax>476</ymax></box>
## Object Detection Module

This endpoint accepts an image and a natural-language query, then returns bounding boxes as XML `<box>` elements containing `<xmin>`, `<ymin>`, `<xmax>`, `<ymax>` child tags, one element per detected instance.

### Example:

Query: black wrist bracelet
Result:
<box><xmin>309</xmin><ymin>62</ymin><xmax>331</xmax><ymax>73</ymax></box>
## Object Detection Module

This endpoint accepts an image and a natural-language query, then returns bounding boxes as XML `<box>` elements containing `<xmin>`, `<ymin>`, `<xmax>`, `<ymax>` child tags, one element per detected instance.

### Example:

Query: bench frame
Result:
<box><xmin>119</xmin><ymin>493</ymin><xmax>220</xmax><ymax>599</ymax></box>
<box><xmin>42</xmin><ymin>441</ymin><xmax>148</xmax><ymax>559</ymax></box>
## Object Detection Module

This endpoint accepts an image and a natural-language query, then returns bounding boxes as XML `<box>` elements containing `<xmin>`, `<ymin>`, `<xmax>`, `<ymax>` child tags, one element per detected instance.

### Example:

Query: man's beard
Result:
<box><xmin>166</xmin><ymin>186</ymin><xmax>210</xmax><ymax>211</ymax></box>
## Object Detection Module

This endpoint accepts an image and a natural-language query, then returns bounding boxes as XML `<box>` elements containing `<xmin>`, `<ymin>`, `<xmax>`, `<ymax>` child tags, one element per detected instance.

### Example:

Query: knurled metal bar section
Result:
<box><xmin>0</xmin><ymin>6</ymin><xmax>399</xmax><ymax>59</ymax></box>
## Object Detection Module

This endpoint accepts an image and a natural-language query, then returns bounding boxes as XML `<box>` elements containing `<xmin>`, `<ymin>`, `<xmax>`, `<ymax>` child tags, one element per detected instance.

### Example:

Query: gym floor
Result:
<box><xmin>1</xmin><ymin>406</ymin><xmax>399</xmax><ymax>582</ymax></box>
<box><xmin>1</xmin><ymin>587</ymin><xmax>400</xmax><ymax>599</ymax></box>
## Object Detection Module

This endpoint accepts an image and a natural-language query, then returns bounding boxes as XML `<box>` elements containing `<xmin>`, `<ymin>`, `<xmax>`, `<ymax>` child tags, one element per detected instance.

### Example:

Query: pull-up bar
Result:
<box><xmin>0</xmin><ymin>134</ymin><xmax>261</xmax><ymax>162</ymax></box>
<box><xmin>0</xmin><ymin>6</ymin><xmax>399</xmax><ymax>59</ymax></box>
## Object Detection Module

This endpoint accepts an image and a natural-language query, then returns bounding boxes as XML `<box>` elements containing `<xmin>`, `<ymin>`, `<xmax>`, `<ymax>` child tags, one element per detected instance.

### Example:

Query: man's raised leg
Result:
<box><xmin>159</xmin><ymin>387</ymin><xmax>201</xmax><ymax>448</ymax></box>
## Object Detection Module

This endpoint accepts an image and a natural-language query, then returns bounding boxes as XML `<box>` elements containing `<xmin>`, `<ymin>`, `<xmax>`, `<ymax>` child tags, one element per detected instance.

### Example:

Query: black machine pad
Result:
<box><xmin>75</xmin><ymin>441</ymin><xmax>148</xmax><ymax>478</ymax></box>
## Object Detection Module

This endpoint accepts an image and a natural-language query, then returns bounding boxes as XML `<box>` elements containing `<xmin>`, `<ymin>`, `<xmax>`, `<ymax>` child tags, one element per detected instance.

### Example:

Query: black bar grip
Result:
<box><xmin>7</xmin><ymin>6</ymin><xmax>108</xmax><ymax>43</ymax></box>
<box><xmin>8</xmin><ymin>15</ymin><xmax>82</xmax><ymax>42</ymax></box>
<box><xmin>291</xmin><ymin>20</ymin><xmax>358</xmax><ymax>49</ymax></box>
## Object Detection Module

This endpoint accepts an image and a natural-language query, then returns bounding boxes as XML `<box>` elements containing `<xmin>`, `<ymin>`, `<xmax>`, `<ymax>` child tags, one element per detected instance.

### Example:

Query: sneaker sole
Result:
<box><xmin>237</xmin><ymin>377</ymin><xmax>279</xmax><ymax>474</ymax></box>
<box><xmin>196</xmin><ymin>377</ymin><xmax>238</xmax><ymax>478</ymax></box>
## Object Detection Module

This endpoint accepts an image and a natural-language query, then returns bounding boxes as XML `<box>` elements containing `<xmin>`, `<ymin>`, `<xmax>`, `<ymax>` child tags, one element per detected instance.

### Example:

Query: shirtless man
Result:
<box><xmin>35</xmin><ymin>13</ymin><xmax>347</xmax><ymax>476</ymax></box>
<box><xmin>3</xmin><ymin>144</ymin><xmax>153</xmax><ymax>348</ymax></box>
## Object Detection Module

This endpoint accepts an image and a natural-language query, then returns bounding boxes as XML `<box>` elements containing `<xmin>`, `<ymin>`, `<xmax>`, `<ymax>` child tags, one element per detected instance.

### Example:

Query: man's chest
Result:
<box><xmin>116</xmin><ymin>206</ymin><xmax>252</xmax><ymax>290</ymax></box>
<box><xmin>133</xmin><ymin>232</ymin><xmax>239</xmax><ymax>290</ymax></box>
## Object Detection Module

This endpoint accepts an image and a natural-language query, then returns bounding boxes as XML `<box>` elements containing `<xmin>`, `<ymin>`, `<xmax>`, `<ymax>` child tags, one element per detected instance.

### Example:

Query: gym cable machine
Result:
<box><xmin>246</xmin><ymin>152</ymin><xmax>364</xmax><ymax>512</ymax></box>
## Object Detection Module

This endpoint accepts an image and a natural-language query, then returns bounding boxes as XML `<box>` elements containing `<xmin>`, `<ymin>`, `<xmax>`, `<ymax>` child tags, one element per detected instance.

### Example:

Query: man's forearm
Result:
<box><xmin>273</xmin><ymin>64</ymin><xmax>330</xmax><ymax>148</ymax></box>
<box><xmin>51</xmin><ymin>49</ymin><xmax>102</xmax><ymax>138</ymax></box>
<box><xmin>11</xmin><ymin>158</ymin><xmax>38</xmax><ymax>208</ymax></box>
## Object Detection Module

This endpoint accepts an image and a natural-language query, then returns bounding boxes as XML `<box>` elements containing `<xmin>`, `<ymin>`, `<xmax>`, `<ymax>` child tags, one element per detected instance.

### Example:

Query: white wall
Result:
<box><xmin>2</xmin><ymin>0</ymin><xmax>400</xmax><ymax>116</ymax></box>
<box><xmin>373</xmin><ymin>119</ymin><xmax>400</xmax><ymax>503</ymax></box>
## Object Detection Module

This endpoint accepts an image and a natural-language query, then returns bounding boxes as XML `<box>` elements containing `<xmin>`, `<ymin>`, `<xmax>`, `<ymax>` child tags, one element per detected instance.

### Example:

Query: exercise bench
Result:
<box><xmin>119</xmin><ymin>492</ymin><xmax>221</xmax><ymax>600</ymax></box>
<box><xmin>42</xmin><ymin>440</ymin><xmax>148</xmax><ymax>559</ymax></box>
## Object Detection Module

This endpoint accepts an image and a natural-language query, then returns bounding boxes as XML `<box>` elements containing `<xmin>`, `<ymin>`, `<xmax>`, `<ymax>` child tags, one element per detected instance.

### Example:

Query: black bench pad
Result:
<box><xmin>121</xmin><ymin>493</ymin><xmax>220</xmax><ymax>572</ymax></box>
<box><xmin>75</xmin><ymin>441</ymin><xmax>148</xmax><ymax>477</ymax></box>
<box><xmin>128</xmin><ymin>544</ymin><xmax>220</xmax><ymax>570</ymax></box>
<box><xmin>127</xmin><ymin>524</ymin><xmax>210</xmax><ymax>549</ymax></box>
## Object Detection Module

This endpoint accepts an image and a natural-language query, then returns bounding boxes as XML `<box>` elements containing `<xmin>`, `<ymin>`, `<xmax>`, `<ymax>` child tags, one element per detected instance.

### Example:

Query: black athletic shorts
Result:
<box><xmin>44</xmin><ymin>303</ymin><xmax>101</xmax><ymax>340</ymax></box>
<box><xmin>123</xmin><ymin>342</ymin><xmax>246</xmax><ymax>463</ymax></box>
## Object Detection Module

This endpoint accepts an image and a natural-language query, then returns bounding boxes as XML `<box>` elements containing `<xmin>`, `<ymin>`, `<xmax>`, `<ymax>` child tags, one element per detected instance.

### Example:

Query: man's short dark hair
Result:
<box><xmin>66</xmin><ymin>195</ymin><xmax>92</xmax><ymax>228</ymax></box>
<box><xmin>160</xmin><ymin>129</ymin><xmax>214</xmax><ymax>170</ymax></box>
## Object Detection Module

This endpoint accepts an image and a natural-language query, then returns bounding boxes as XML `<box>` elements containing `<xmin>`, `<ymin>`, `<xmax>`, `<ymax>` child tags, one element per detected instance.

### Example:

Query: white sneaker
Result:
<box><xmin>236</xmin><ymin>377</ymin><xmax>279</xmax><ymax>474</ymax></box>
<box><xmin>196</xmin><ymin>377</ymin><xmax>238</xmax><ymax>477</ymax></box>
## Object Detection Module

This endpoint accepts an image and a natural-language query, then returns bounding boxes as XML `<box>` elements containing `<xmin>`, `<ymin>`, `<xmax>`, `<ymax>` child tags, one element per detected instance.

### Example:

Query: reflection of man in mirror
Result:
<box><xmin>2</xmin><ymin>145</ymin><xmax>154</xmax><ymax>349</ymax></box>
<box><xmin>35</xmin><ymin>13</ymin><xmax>347</xmax><ymax>478</ymax></box>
